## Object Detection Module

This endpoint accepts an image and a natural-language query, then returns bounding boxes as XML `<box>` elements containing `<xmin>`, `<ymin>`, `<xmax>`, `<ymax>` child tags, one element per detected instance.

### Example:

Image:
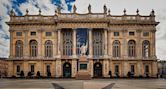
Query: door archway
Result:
<box><xmin>93</xmin><ymin>62</ymin><xmax>103</xmax><ymax>77</ymax></box>
<box><xmin>63</xmin><ymin>62</ymin><xmax>71</xmax><ymax>78</ymax></box>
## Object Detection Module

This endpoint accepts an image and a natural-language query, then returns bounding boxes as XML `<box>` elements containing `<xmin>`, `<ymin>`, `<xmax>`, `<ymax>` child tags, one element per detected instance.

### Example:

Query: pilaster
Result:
<box><xmin>57</xmin><ymin>29</ymin><xmax>61</xmax><ymax>58</ymax></box>
<box><xmin>104</xmin><ymin>29</ymin><xmax>108</xmax><ymax>58</ymax></box>
<box><xmin>72</xmin><ymin>59</ymin><xmax>77</xmax><ymax>77</ymax></box>
<box><xmin>55</xmin><ymin>59</ymin><xmax>62</xmax><ymax>77</ymax></box>
<box><xmin>88</xmin><ymin>29</ymin><xmax>93</xmax><ymax>58</ymax></box>
<box><xmin>72</xmin><ymin>29</ymin><xmax>77</xmax><ymax>58</ymax></box>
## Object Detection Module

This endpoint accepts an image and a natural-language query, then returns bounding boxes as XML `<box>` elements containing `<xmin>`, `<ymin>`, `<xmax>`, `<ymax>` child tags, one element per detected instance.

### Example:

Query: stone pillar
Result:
<box><xmin>151</xmin><ymin>30</ymin><xmax>156</xmax><ymax>58</ymax></box>
<box><xmin>104</xmin><ymin>29</ymin><xmax>108</xmax><ymax>58</ymax></box>
<box><xmin>55</xmin><ymin>59</ymin><xmax>62</xmax><ymax>77</ymax></box>
<box><xmin>122</xmin><ymin>29</ymin><xmax>128</xmax><ymax>58</ymax></box>
<box><xmin>73</xmin><ymin>29</ymin><xmax>77</xmax><ymax>58</ymax></box>
<box><xmin>137</xmin><ymin>61</ymin><xmax>143</xmax><ymax>76</ymax></box>
<box><xmin>53</xmin><ymin>30</ymin><xmax>57</xmax><ymax>58</ymax></box>
<box><xmin>9</xmin><ymin>30</ymin><xmax>14</xmax><ymax>58</ymax></box>
<box><xmin>152</xmin><ymin>61</ymin><xmax>157</xmax><ymax>77</ymax></box>
<box><xmin>7</xmin><ymin>61</ymin><xmax>14</xmax><ymax>77</ymax></box>
<box><xmin>23</xmin><ymin>30</ymin><xmax>28</xmax><ymax>58</ymax></box>
<box><xmin>89</xmin><ymin>59</ymin><xmax>93</xmax><ymax>77</ymax></box>
<box><xmin>57</xmin><ymin>29</ymin><xmax>61</xmax><ymax>58</ymax></box>
<box><xmin>38</xmin><ymin>30</ymin><xmax>43</xmax><ymax>58</ymax></box>
<box><xmin>72</xmin><ymin>59</ymin><xmax>77</xmax><ymax>77</ymax></box>
<box><xmin>136</xmin><ymin>29</ymin><xmax>142</xmax><ymax>58</ymax></box>
<box><xmin>103</xmin><ymin>59</ymin><xmax>109</xmax><ymax>77</ymax></box>
<box><xmin>89</xmin><ymin>29</ymin><xmax>93</xmax><ymax>58</ymax></box>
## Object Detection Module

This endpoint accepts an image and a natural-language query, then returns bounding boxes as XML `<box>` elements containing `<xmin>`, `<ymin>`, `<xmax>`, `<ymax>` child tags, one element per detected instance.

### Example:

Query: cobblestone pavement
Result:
<box><xmin>0</xmin><ymin>79</ymin><xmax>165</xmax><ymax>89</ymax></box>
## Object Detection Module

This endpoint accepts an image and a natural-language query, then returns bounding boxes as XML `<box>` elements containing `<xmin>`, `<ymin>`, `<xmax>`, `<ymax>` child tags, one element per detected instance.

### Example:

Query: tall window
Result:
<box><xmin>30</xmin><ymin>40</ymin><xmax>38</xmax><ymax>57</ymax></box>
<box><xmin>128</xmin><ymin>40</ymin><xmax>136</xmax><ymax>57</ymax></box>
<box><xmin>16</xmin><ymin>65</ymin><xmax>20</xmax><ymax>73</ymax></box>
<box><xmin>63</xmin><ymin>29</ymin><xmax>73</xmax><ymax>56</ymax></box>
<box><xmin>45</xmin><ymin>40</ymin><xmax>53</xmax><ymax>57</ymax></box>
<box><xmin>144</xmin><ymin>65</ymin><xmax>149</xmax><ymax>74</ymax></box>
<box><xmin>46</xmin><ymin>65</ymin><xmax>50</xmax><ymax>73</ymax></box>
<box><xmin>130</xmin><ymin>65</ymin><xmax>135</xmax><ymax>74</ymax></box>
<box><xmin>142</xmin><ymin>40</ymin><xmax>150</xmax><ymax>58</ymax></box>
<box><xmin>113</xmin><ymin>40</ymin><xmax>120</xmax><ymax>57</ymax></box>
<box><xmin>93</xmin><ymin>30</ymin><xmax>103</xmax><ymax>57</ymax></box>
<box><xmin>115</xmin><ymin>65</ymin><xmax>119</xmax><ymax>74</ymax></box>
<box><xmin>30</xmin><ymin>64</ymin><xmax>35</xmax><ymax>73</ymax></box>
<box><xmin>15</xmin><ymin>40</ymin><xmax>23</xmax><ymax>57</ymax></box>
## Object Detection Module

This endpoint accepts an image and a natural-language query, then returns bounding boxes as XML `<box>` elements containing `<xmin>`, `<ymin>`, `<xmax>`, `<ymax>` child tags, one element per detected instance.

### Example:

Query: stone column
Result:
<box><xmin>89</xmin><ymin>59</ymin><xmax>93</xmax><ymax>77</ymax></box>
<box><xmin>122</xmin><ymin>29</ymin><xmax>128</xmax><ymax>58</ymax></box>
<box><xmin>103</xmin><ymin>59</ymin><xmax>109</xmax><ymax>77</ymax></box>
<box><xmin>152</xmin><ymin>61</ymin><xmax>157</xmax><ymax>77</ymax></box>
<box><xmin>72</xmin><ymin>59</ymin><xmax>77</xmax><ymax>77</ymax></box>
<box><xmin>23</xmin><ymin>30</ymin><xmax>28</xmax><ymax>58</ymax></box>
<box><xmin>55</xmin><ymin>60</ymin><xmax>62</xmax><ymax>77</ymax></box>
<box><xmin>136</xmin><ymin>29</ymin><xmax>142</xmax><ymax>59</ymax></box>
<box><xmin>7</xmin><ymin>61</ymin><xmax>14</xmax><ymax>77</ymax></box>
<box><xmin>38</xmin><ymin>30</ymin><xmax>43</xmax><ymax>58</ymax></box>
<box><xmin>88</xmin><ymin>29</ymin><xmax>93</xmax><ymax>58</ymax></box>
<box><xmin>57</xmin><ymin>29</ymin><xmax>61</xmax><ymax>58</ymax></box>
<box><xmin>73</xmin><ymin>29</ymin><xmax>77</xmax><ymax>58</ymax></box>
<box><xmin>9</xmin><ymin>30</ymin><xmax>14</xmax><ymax>58</ymax></box>
<box><xmin>53</xmin><ymin>30</ymin><xmax>57</xmax><ymax>58</ymax></box>
<box><xmin>104</xmin><ymin>29</ymin><xmax>108</xmax><ymax>58</ymax></box>
<box><xmin>151</xmin><ymin>30</ymin><xmax>156</xmax><ymax>58</ymax></box>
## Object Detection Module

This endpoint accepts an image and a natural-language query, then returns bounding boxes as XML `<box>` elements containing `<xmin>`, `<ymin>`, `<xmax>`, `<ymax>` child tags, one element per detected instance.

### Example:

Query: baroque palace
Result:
<box><xmin>6</xmin><ymin>5</ymin><xmax>159</xmax><ymax>78</ymax></box>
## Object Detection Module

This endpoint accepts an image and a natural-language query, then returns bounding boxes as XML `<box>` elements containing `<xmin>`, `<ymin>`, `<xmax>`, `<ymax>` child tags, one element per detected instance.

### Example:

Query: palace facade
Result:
<box><xmin>7</xmin><ymin>5</ymin><xmax>159</xmax><ymax>78</ymax></box>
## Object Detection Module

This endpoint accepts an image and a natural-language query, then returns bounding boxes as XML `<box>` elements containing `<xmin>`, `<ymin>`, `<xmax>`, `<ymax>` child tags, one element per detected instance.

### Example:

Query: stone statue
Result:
<box><xmin>80</xmin><ymin>43</ymin><xmax>88</xmax><ymax>56</ymax></box>
<box><xmin>103</xmin><ymin>5</ymin><xmax>107</xmax><ymax>13</ymax></box>
<box><xmin>88</xmin><ymin>4</ymin><xmax>91</xmax><ymax>13</ymax></box>
<box><xmin>73</xmin><ymin>5</ymin><xmax>77</xmax><ymax>13</ymax></box>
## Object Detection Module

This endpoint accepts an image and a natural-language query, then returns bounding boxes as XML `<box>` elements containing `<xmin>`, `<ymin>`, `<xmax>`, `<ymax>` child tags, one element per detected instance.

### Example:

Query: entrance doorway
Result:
<box><xmin>63</xmin><ymin>62</ymin><xmax>71</xmax><ymax>78</ymax></box>
<box><xmin>93</xmin><ymin>62</ymin><xmax>102</xmax><ymax>77</ymax></box>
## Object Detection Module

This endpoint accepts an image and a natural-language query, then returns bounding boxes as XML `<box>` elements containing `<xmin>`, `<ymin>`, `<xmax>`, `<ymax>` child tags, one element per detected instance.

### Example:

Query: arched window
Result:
<box><xmin>15</xmin><ymin>40</ymin><xmax>23</xmax><ymax>57</ymax></box>
<box><xmin>142</xmin><ymin>40</ymin><xmax>150</xmax><ymax>58</ymax></box>
<box><xmin>30</xmin><ymin>40</ymin><xmax>38</xmax><ymax>57</ymax></box>
<box><xmin>45</xmin><ymin>40</ymin><xmax>53</xmax><ymax>57</ymax></box>
<box><xmin>113</xmin><ymin>40</ymin><xmax>121</xmax><ymax>57</ymax></box>
<box><xmin>93</xmin><ymin>30</ymin><xmax>103</xmax><ymax>57</ymax></box>
<box><xmin>128</xmin><ymin>40</ymin><xmax>136</xmax><ymax>57</ymax></box>
<box><xmin>63</xmin><ymin>29</ymin><xmax>73</xmax><ymax>56</ymax></box>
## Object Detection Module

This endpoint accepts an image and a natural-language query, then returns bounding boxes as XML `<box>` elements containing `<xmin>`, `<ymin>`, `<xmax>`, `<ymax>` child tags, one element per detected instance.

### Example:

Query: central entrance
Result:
<box><xmin>63</xmin><ymin>62</ymin><xmax>71</xmax><ymax>78</ymax></box>
<box><xmin>93</xmin><ymin>62</ymin><xmax>103</xmax><ymax>77</ymax></box>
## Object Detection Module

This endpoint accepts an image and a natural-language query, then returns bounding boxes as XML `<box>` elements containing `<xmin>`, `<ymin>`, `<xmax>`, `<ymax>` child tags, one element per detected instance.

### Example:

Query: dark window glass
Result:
<box><xmin>31</xmin><ymin>65</ymin><xmax>34</xmax><ymax>73</ymax></box>
<box><xmin>46</xmin><ymin>65</ymin><xmax>50</xmax><ymax>72</ymax></box>
<box><xmin>143</xmin><ymin>32</ymin><xmax>149</xmax><ymax>36</ymax></box>
<box><xmin>16</xmin><ymin>65</ymin><xmax>20</xmax><ymax>73</ymax></box>
<box><xmin>129</xmin><ymin>32</ymin><xmax>135</xmax><ymax>36</ymax></box>
<box><xmin>80</xmin><ymin>64</ymin><xmax>87</xmax><ymax>70</ymax></box>
<box><xmin>16</xmin><ymin>32</ymin><xmax>22</xmax><ymax>36</ymax></box>
<box><xmin>114</xmin><ymin>32</ymin><xmax>119</xmax><ymax>36</ymax></box>
<box><xmin>145</xmin><ymin>65</ymin><xmax>149</xmax><ymax>73</ymax></box>
<box><xmin>46</xmin><ymin>32</ymin><xmax>52</xmax><ymax>36</ymax></box>
<box><xmin>115</xmin><ymin>65</ymin><xmax>119</xmax><ymax>74</ymax></box>
<box><xmin>131</xmin><ymin>65</ymin><xmax>135</xmax><ymax>73</ymax></box>
<box><xmin>31</xmin><ymin>32</ymin><xmax>36</xmax><ymax>36</ymax></box>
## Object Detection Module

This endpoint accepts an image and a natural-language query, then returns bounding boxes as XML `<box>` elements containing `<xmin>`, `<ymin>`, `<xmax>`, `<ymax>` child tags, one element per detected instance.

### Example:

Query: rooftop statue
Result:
<box><xmin>88</xmin><ymin>4</ymin><xmax>91</xmax><ymax>13</ymax></box>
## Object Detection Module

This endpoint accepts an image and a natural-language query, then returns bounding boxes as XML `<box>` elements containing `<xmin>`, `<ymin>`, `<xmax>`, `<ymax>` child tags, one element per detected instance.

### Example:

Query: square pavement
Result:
<box><xmin>0</xmin><ymin>79</ymin><xmax>166</xmax><ymax>89</ymax></box>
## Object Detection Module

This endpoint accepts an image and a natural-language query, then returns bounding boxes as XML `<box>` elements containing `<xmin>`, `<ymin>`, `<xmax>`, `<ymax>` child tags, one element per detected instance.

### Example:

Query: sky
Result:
<box><xmin>0</xmin><ymin>0</ymin><xmax>166</xmax><ymax>60</ymax></box>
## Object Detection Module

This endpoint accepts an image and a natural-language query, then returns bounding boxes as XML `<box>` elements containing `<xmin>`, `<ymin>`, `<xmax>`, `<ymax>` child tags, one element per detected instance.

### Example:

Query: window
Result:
<box><xmin>46</xmin><ymin>65</ymin><xmax>50</xmax><ymax>72</ymax></box>
<box><xmin>30</xmin><ymin>40</ymin><xmax>38</xmax><ymax>57</ymax></box>
<box><xmin>128</xmin><ymin>40</ymin><xmax>136</xmax><ymax>57</ymax></box>
<box><xmin>16</xmin><ymin>65</ymin><xmax>20</xmax><ymax>73</ymax></box>
<box><xmin>114</xmin><ymin>32</ymin><xmax>119</xmax><ymax>36</ymax></box>
<box><xmin>63</xmin><ymin>29</ymin><xmax>73</xmax><ymax>56</ymax></box>
<box><xmin>93</xmin><ymin>30</ymin><xmax>103</xmax><ymax>56</ymax></box>
<box><xmin>144</xmin><ymin>65</ymin><xmax>149</xmax><ymax>74</ymax></box>
<box><xmin>30</xmin><ymin>65</ymin><xmax>34</xmax><ymax>73</ymax></box>
<box><xmin>15</xmin><ymin>40</ymin><xmax>23</xmax><ymax>57</ymax></box>
<box><xmin>143</xmin><ymin>32</ymin><xmax>149</xmax><ymax>36</ymax></box>
<box><xmin>130</xmin><ymin>65</ymin><xmax>135</xmax><ymax>74</ymax></box>
<box><xmin>113</xmin><ymin>40</ymin><xmax>121</xmax><ymax>57</ymax></box>
<box><xmin>45</xmin><ymin>32</ymin><xmax>52</xmax><ymax>36</ymax></box>
<box><xmin>16</xmin><ymin>32</ymin><xmax>22</xmax><ymax>36</ymax></box>
<box><xmin>129</xmin><ymin>32</ymin><xmax>135</xmax><ymax>36</ymax></box>
<box><xmin>45</xmin><ymin>40</ymin><xmax>53</xmax><ymax>57</ymax></box>
<box><xmin>142</xmin><ymin>40</ymin><xmax>150</xmax><ymax>58</ymax></box>
<box><xmin>115</xmin><ymin>65</ymin><xmax>119</xmax><ymax>74</ymax></box>
<box><xmin>31</xmin><ymin>32</ymin><xmax>36</xmax><ymax>36</ymax></box>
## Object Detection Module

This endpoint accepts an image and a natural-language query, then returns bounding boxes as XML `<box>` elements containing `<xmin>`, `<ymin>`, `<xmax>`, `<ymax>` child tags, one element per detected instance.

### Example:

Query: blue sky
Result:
<box><xmin>0</xmin><ymin>0</ymin><xmax>166</xmax><ymax>60</ymax></box>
